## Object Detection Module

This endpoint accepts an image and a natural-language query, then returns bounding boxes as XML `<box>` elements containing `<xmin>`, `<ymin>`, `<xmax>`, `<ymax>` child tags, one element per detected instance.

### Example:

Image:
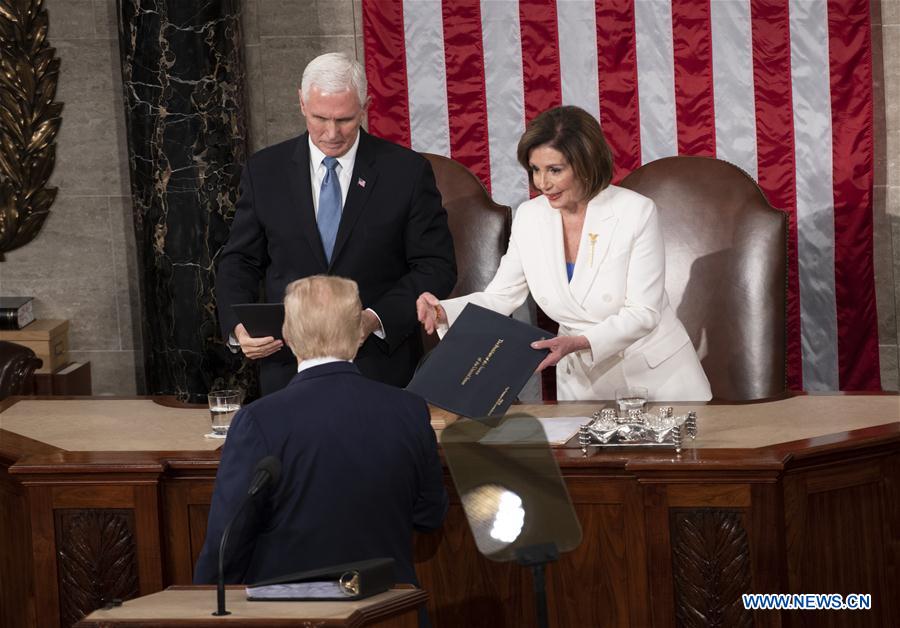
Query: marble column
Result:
<box><xmin>116</xmin><ymin>0</ymin><xmax>256</xmax><ymax>401</ymax></box>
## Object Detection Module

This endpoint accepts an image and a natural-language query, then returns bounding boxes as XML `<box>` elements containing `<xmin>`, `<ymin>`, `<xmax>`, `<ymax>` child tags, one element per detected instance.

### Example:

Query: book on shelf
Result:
<box><xmin>0</xmin><ymin>297</ymin><xmax>35</xmax><ymax>330</ymax></box>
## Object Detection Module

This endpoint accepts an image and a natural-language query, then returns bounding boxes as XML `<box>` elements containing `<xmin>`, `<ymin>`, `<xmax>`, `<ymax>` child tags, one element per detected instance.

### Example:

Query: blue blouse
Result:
<box><xmin>566</xmin><ymin>262</ymin><xmax>575</xmax><ymax>283</ymax></box>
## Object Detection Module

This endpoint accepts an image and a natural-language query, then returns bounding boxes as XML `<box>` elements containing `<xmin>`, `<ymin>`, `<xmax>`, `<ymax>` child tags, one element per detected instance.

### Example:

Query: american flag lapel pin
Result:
<box><xmin>357</xmin><ymin>178</ymin><xmax>366</xmax><ymax>188</ymax></box>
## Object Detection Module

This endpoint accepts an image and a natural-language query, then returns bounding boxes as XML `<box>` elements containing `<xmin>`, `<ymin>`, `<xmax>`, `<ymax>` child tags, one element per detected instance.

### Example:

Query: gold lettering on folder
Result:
<box><xmin>460</xmin><ymin>339</ymin><xmax>505</xmax><ymax>386</ymax></box>
<box><xmin>488</xmin><ymin>386</ymin><xmax>510</xmax><ymax>416</ymax></box>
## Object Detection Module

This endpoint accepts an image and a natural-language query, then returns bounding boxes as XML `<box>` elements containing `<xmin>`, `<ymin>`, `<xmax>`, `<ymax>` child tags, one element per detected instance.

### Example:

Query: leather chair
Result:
<box><xmin>422</xmin><ymin>154</ymin><xmax>512</xmax><ymax>351</ymax></box>
<box><xmin>618</xmin><ymin>156</ymin><xmax>787</xmax><ymax>400</ymax></box>
<box><xmin>540</xmin><ymin>156</ymin><xmax>786</xmax><ymax>401</ymax></box>
<box><xmin>0</xmin><ymin>340</ymin><xmax>43</xmax><ymax>400</ymax></box>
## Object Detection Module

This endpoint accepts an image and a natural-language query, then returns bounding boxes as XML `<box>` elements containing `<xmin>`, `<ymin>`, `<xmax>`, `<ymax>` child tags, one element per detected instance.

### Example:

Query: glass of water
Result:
<box><xmin>615</xmin><ymin>386</ymin><xmax>648</xmax><ymax>418</ymax></box>
<box><xmin>208</xmin><ymin>389</ymin><xmax>242</xmax><ymax>436</ymax></box>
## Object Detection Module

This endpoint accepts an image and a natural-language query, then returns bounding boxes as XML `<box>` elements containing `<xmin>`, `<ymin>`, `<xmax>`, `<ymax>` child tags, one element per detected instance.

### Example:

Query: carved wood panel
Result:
<box><xmin>54</xmin><ymin>509</ymin><xmax>139</xmax><ymax>627</ymax></box>
<box><xmin>670</xmin><ymin>509</ymin><xmax>752</xmax><ymax>628</ymax></box>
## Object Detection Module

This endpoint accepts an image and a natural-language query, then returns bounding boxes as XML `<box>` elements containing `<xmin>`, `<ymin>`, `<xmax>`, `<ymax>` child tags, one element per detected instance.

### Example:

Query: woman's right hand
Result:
<box><xmin>416</xmin><ymin>292</ymin><xmax>447</xmax><ymax>335</ymax></box>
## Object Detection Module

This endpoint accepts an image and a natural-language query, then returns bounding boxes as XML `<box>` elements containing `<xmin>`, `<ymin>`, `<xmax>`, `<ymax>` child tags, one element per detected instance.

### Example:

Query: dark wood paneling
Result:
<box><xmin>54</xmin><ymin>509</ymin><xmax>140</xmax><ymax>628</ymax></box>
<box><xmin>799</xmin><ymin>482</ymin><xmax>887</xmax><ymax>627</ymax></box>
<box><xmin>644</xmin><ymin>484</ymin><xmax>677</xmax><ymax>627</ymax></box>
<box><xmin>188</xmin><ymin>503</ymin><xmax>211</xmax><ymax>577</ymax></box>
<box><xmin>162</xmin><ymin>479</ymin><xmax>214</xmax><ymax>585</ymax></box>
<box><xmin>669</xmin><ymin>509</ymin><xmax>752</xmax><ymax>628</ymax></box>
<box><xmin>28</xmin><ymin>484</ymin><xmax>60</xmax><ymax>628</ymax></box>
<box><xmin>748</xmin><ymin>483</ymin><xmax>785</xmax><ymax>628</ymax></box>
<box><xmin>415</xmin><ymin>503</ymin><xmax>529</xmax><ymax>627</ymax></box>
<box><xmin>547</xmin><ymin>503</ymin><xmax>631</xmax><ymax>627</ymax></box>
<box><xmin>0</xmin><ymin>471</ymin><xmax>36</xmax><ymax>628</ymax></box>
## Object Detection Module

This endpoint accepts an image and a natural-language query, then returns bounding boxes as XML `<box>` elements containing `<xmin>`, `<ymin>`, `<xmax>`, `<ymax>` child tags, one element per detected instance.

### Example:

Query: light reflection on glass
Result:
<box><xmin>461</xmin><ymin>483</ymin><xmax>525</xmax><ymax>554</ymax></box>
<box><xmin>490</xmin><ymin>490</ymin><xmax>525</xmax><ymax>543</ymax></box>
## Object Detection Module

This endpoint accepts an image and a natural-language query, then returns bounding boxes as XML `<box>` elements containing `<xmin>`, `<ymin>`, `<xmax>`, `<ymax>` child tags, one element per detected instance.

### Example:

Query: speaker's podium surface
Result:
<box><xmin>75</xmin><ymin>585</ymin><xmax>427</xmax><ymax>627</ymax></box>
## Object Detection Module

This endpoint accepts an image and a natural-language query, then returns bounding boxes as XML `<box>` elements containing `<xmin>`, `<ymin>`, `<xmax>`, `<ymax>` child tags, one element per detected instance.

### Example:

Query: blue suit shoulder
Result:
<box><xmin>247</xmin><ymin>364</ymin><xmax>430</xmax><ymax>419</ymax></box>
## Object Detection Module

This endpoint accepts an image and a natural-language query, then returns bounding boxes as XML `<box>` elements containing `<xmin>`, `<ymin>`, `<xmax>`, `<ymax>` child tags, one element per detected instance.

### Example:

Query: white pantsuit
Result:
<box><xmin>439</xmin><ymin>185</ymin><xmax>711</xmax><ymax>401</ymax></box>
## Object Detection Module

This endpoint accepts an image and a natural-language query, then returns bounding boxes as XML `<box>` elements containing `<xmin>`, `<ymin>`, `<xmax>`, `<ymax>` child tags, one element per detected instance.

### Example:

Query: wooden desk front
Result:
<box><xmin>2</xmin><ymin>395</ymin><xmax>898</xmax><ymax>627</ymax></box>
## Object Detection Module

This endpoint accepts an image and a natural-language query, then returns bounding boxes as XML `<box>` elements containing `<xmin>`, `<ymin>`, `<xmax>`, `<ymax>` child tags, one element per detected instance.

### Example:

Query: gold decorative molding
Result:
<box><xmin>0</xmin><ymin>0</ymin><xmax>62</xmax><ymax>261</ymax></box>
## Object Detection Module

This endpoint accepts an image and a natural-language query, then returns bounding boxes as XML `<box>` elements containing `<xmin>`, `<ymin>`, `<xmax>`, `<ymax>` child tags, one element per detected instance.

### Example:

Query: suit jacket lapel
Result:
<box><xmin>568</xmin><ymin>190</ymin><xmax>618</xmax><ymax>304</ymax></box>
<box><xmin>291</xmin><ymin>135</ymin><xmax>329</xmax><ymax>270</ymax></box>
<box><xmin>542</xmin><ymin>204</ymin><xmax>570</xmax><ymax>293</ymax></box>
<box><xmin>329</xmin><ymin>129</ymin><xmax>377</xmax><ymax>270</ymax></box>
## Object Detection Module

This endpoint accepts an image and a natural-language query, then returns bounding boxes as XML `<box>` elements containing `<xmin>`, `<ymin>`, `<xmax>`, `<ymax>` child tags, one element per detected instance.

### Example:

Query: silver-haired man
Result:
<box><xmin>216</xmin><ymin>52</ymin><xmax>456</xmax><ymax>395</ymax></box>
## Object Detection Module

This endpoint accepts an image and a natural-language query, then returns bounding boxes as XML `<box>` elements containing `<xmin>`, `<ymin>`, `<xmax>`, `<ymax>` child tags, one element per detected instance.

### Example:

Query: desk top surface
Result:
<box><xmin>1</xmin><ymin>395</ymin><xmax>897</xmax><ymax>459</ymax></box>
<box><xmin>77</xmin><ymin>586</ymin><xmax>424</xmax><ymax>624</ymax></box>
<box><xmin>0</xmin><ymin>399</ymin><xmax>221</xmax><ymax>452</ymax></box>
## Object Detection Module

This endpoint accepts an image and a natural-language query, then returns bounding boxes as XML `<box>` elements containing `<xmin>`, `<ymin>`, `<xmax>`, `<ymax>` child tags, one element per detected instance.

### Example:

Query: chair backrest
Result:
<box><xmin>0</xmin><ymin>340</ymin><xmax>43</xmax><ymax>399</ymax></box>
<box><xmin>620</xmin><ymin>156</ymin><xmax>787</xmax><ymax>400</ymax></box>
<box><xmin>421</xmin><ymin>154</ymin><xmax>512</xmax><ymax>352</ymax></box>
<box><xmin>424</xmin><ymin>154</ymin><xmax>512</xmax><ymax>295</ymax></box>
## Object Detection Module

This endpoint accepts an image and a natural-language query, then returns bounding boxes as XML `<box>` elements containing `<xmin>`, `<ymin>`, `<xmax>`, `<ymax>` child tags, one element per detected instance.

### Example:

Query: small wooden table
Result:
<box><xmin>75</xmin><ymin>585</ymin><xmax>426</xmax><ymax>627</ymax></box>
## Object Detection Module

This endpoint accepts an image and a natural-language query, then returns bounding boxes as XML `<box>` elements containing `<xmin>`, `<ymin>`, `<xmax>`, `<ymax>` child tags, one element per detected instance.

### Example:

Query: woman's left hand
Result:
<box><xmin>531</xmin><ymin>335</ymin><xmax>591</xmax><ymax>372</ymax></box>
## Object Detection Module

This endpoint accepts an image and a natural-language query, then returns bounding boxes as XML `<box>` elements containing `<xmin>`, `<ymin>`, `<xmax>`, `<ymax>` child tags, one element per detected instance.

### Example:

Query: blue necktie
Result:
<box><xmin>317</xmin><ymin>156</ymin><xmax>341</xmax><ymax>262</ymax></box>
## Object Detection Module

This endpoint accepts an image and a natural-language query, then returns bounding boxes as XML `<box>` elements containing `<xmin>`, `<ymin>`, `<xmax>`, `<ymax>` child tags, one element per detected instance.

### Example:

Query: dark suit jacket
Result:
<box><xmin>193</xmin><ymin>361</ymin><xmax>448</xmax><ymax>586</ymax></box>
<box><xmin>216</xmin><ymin>130</ymin><xmax>457</xmax><ymax>395</ymax></box>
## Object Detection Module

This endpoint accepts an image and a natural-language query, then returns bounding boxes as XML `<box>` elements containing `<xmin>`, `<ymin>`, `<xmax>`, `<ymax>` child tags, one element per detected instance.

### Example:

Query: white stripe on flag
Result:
<box><xmin>403</xmin><ymin>0</ymin><xmax>450</xmax><ymax>155</ymax></box>
<box><xmin>481</xmin><ymin>0</ymin><xmax>528</xmax><ymax>209</ymax></box>
<box><xmin>711</xmin><ymin>0</ymin><xmax>758</xmax><ymax>179</ymax></box>
<box><xmin>557</xmin><ymin>0</ymin><xmax>601</xmax><ymax>121</ymax></box>
<box><xmin>634</xmin><ymin>0</ymin><xmax>677</xmax><ymax>163</ymax></box>
<box><xmin>790</xmin><ymin>0</ymin><xmax>839</xmax><ymax>390</ymax></box>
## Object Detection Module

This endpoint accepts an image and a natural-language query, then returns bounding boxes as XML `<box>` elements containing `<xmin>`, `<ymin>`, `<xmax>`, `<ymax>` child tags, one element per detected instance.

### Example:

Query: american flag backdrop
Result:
<box><xmin>361</xmin><ymin>0</ymin><xmax>880</xmax><ymax>392</ymax></box>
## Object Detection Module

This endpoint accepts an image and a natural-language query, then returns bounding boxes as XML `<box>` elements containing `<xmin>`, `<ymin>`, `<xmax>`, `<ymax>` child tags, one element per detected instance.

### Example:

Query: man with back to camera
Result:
<box><xmin>215</xmin><ymin>52</ymin><xmax>457</xmax><ymax>396</ymax></box>
<box><xmin>194</xmin><ymin>275</ymin><xmax>448</xmax><ymax>590</ymax></box>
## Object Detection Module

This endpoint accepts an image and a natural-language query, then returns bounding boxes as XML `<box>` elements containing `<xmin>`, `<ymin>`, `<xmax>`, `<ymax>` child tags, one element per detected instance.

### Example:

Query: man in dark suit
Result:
<box><xmin>216</xmin><ymin>52</ymin><xmax>456</xmax><ymax>395</ymax></box>
<box><xmin>194</xmin><ymin>275</ymin><xmax>447</xmax><ymax>587</ymax></box>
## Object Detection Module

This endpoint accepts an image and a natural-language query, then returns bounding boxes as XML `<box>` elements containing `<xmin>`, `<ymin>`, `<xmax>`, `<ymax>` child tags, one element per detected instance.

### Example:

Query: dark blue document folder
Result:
<box><xmin>407</xmin><ymin>304</ymin><xmax>550</xmax><ymax>418</ymax></box>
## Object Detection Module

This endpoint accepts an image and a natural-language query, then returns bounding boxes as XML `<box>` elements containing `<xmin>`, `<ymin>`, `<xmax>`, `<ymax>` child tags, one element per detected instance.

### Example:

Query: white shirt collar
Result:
<box><xmin>297</xmin><ymin>356</ymin><xmax>349</xmax><ymax>373</ymax></box>
<box><xmin>308</xmin><ymin>130</ymin><xmax>361</xmax><ymax>174</ymax></box>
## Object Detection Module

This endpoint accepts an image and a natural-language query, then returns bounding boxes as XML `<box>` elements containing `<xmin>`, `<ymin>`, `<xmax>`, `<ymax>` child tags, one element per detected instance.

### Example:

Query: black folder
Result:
<box><xmin>246</xmin><ymin>557</ymin><xmax>395</xmax><ymax>601</ymax></box>
<box><xmin>407</xmin><ymin>304</ymin><xmax>550</xmax><ymax>418</ymax></box>
<box><xmin>232</xmin><ymin>303</ymin><xmax>285</xmax><ymax>339</ymax></box>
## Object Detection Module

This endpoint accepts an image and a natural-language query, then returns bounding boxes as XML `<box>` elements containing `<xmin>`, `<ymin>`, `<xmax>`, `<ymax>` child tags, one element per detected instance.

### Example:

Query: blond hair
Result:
<box><xmin>283</xmin><ymin>275</ymin><xmax>361</xmax><ymax>361</ymax></box>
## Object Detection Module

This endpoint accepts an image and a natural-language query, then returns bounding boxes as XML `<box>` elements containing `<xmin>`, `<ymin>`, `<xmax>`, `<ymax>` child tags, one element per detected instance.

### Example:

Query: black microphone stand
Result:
<box><xmin>515</xmin><ymin>543</ymin><xmax>559</xmax><ymax>628</ymax></box>
<box><xmin>212</xmin><ymin>492</ymin><xmax>253</xmax><ymax>616</ymax></box>
<box><xmin>212</xmin><ymin>456</ymin><xmax>280</xmax><ymax>616</ymax></box>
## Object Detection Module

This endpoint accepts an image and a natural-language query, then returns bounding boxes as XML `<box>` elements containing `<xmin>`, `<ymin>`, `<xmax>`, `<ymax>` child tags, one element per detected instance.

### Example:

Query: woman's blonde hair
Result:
<box><xmin>283</xmin><ymin>275</ymin><xmax>361</xmax><ymax>361</ymax></box>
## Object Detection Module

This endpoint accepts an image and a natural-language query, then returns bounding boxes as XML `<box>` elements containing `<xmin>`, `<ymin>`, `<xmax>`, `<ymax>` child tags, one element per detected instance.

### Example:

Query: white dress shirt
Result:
<box><xmin>297</xmin><ymin>356</ymin><xmax>348</xmax><ymax>373</ymax></box>
<box><xmin>309</xmin><ymin>133</ymin><xmax>360</xmax><ymax>216</ymax></box>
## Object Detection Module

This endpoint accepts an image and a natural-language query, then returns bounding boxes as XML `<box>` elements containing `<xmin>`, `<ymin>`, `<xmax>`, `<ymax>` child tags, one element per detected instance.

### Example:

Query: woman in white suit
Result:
<box><xmin>417</xmin><ymin>106</ymin><xmax>711</xmax><ymax>401</ymax></box>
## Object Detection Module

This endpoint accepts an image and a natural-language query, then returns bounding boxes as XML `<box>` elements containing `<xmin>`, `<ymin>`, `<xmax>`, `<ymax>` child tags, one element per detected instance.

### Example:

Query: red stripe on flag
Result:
<box><xmin>362</xmin><ymin>0</ymin><xmax>410</xmax><ymax>147</ymax></box>
<box><xmin>750</xmin><ymin>0</ymin><xmax>801</xmax><ymax>390</ymax></box>
<box><xmin>595</xmin><ymin>0</ymin><xmax>641</xmax><ymax>182</ymax></box>
<box><xmin>671</xmin><ymin>0</ymin><xmax>716</xmax><ymax>156</ymax></box>
<box><xmin>519</xmin><ymin>0</ymin><xmax>562</xmax><ymax>125</ymax></box>
<box><xmin>442</xmin><ymin>0</ymin><xmax>492</xmax><ymax>191</ymax></box>
<box><xmin>828</xmin><ymin>0</ymin><xmax>880</xmax><ymax>389</ymax></box>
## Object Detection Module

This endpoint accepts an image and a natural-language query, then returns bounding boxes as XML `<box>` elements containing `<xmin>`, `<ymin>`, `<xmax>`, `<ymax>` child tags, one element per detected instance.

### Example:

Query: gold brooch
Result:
<box><xmin>588</xmin><ymin>233</ymin><xmax>598</xmax><ymax>266</ymax></box>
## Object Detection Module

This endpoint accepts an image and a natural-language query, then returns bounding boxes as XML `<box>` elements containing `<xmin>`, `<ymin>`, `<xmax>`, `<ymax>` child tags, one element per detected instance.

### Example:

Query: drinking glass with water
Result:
<box><xmin>615</xmin><ymin>386</ymin><xmax>648</xmax><ymax>418</ymax></box>
<box><xmin>208</xmin><ymin>389</ymin><xmax>242</xmax><ymax>437</ymax></box>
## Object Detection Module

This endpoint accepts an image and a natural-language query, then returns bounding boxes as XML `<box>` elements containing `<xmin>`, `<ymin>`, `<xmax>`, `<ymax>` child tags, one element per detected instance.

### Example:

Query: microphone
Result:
<box><xmin>248</xmin><ymin>455</ymin><xmax>282</xmax><ymax>496</ymax></box>
<box><xmin>213</xmin><ymin>455</ymin><xmax>282</xmax><ymax>616</ymax></box>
